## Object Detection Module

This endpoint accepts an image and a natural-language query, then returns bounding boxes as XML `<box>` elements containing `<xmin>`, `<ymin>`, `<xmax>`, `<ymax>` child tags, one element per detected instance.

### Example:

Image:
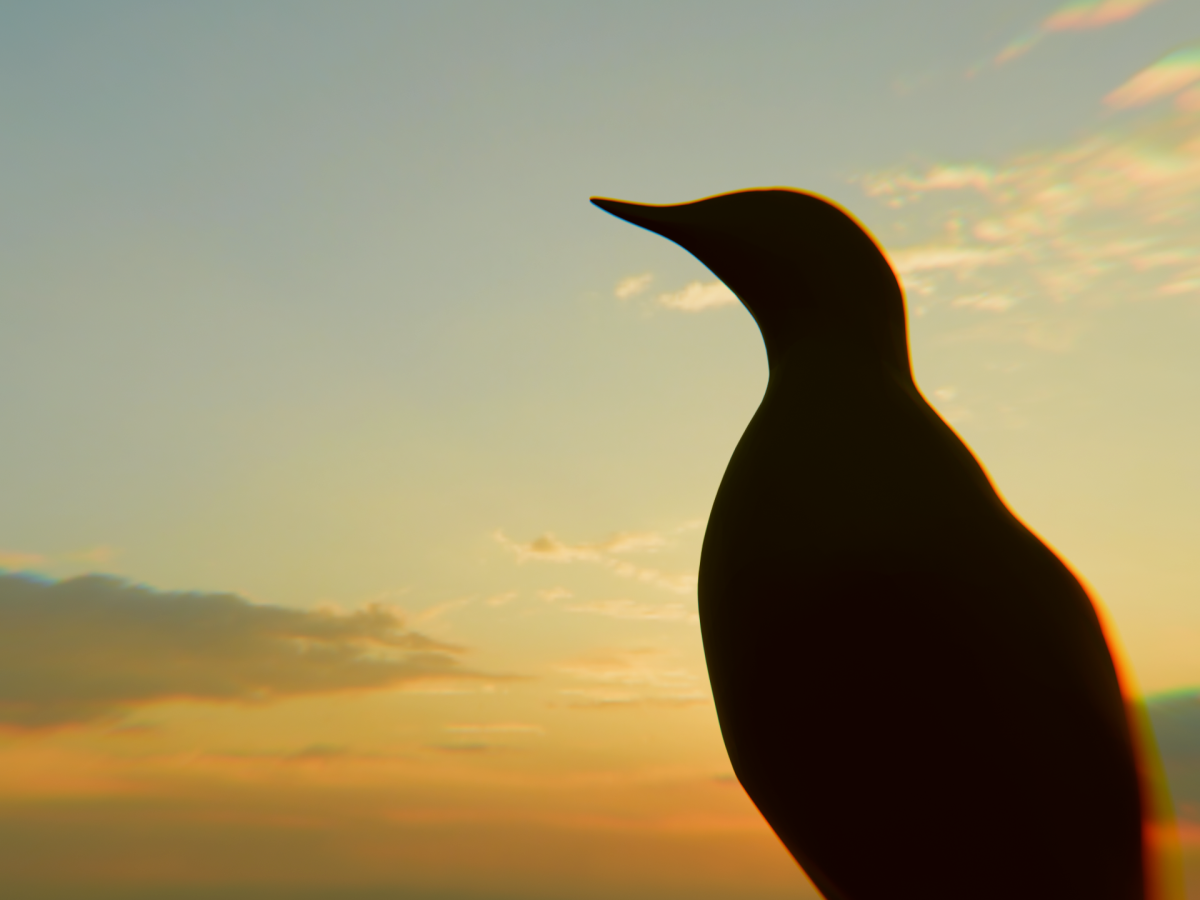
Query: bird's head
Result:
<box><xmin>591</xmin><ymin>188</ymin><xmax>910</xmax><ymax>379</ymax></box>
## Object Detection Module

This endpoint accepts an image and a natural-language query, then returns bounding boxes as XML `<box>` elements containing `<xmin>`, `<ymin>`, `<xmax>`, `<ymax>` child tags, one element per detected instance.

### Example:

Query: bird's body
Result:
<box><xmin>592</xmin><ymin>189</ymin><xmax>1147</xmax><ymax>900</ymax></box>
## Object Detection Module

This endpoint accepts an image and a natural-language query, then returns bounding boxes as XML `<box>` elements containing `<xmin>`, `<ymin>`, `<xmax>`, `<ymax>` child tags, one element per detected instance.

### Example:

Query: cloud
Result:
<box><xmin>203</xmin><ymin>744</ymin><xmax>413</xmax><ymax>764</ymax></box>
<box><xmin>0</xmin><ymin>574</ymin><xmax>492</xmax><ymax>729</ymax></box>
<box><xmin>1044</xmin><ymin>0</ymin><xmax>1163</xmax><ymax>31</ymax></box>
<box><xmin>614</xmin><ymin>272</ymin><xmax>653</xmax><ymax>299</ymax></box>
<box><xmin>993</xmin><ymin>32</ymin><xmax>1049</xmax><ymax>66</ymax></box>
<box><xmin>433</xmin><ymin>722</ymin><xmax>546</xmax><ymax>753</ymax></box>
<box><xmin>0</xmin><ymin>550</ymin><xmax>46</xmax><ymax>570</ymax></box>
<box><xmin>656</xmin><ymin>281</ymin><xmax>739</xmax><ymax>312</ymax></box>
<box><xmin>887</xmin><ymin>245</ymin><xmax>1013</xmax><ymax>275</ymax></box>
<box><xmin>857</xmin><ymin>110</ymin><xmax>1200</xmax><ymax>348</ymax></box>
<box><xmin>564</xmin><ymin>599</ymin><xmax>697</xmax><ymax>622</ymax></box>
<box><xmin>445</xmin><ymin>723</ymin><xmax>545</xmax><ymax>734</ymax></box>
<box><xmin>987</xmin><ymin>0</ymin><xmax>1163</xmax><ymax>68</ymax></box>
<box><xmin>494</xmin><ymin>527</ymin><xmax>698</xmax><ymax>595</ymax></box>
<box><xmin>952</xmin><ymin>292</ymin><xmax>1018</xmax><ymax>312</ymax></box>
<box><xmin>1106</xmin><ymin>45</ymin><xmax>1200</xmax><ymax>109</ymax></box>
<box><xmin>860</xmin><ymin>165</ymin><xmax>997</xmax><ymax>206</ymax></box>
<box><xmin>0</xmin><ymin>545</ymin><xmax>117</xmax><ymax>572</ymax></box>
<box><xmin>411</xmin><ymin>596</ymin><xmax>472</xmax><ymax>623</ymax></box>
<box><xmin>556</xmin><ymin>648</ymin><xmax>708</xmax><ymax>708</ymax></box>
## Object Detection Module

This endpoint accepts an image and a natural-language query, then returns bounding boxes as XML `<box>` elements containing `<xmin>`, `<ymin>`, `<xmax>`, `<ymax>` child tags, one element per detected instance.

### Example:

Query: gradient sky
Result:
<box><xmin>3</xmin><ymin>2</ymin><xmax>1200</xmax><ymax>898</ymax></box>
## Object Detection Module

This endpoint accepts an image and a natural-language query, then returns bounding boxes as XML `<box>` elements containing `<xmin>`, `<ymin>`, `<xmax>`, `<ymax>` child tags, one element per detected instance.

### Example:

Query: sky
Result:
<box><xmin>2</xmin><ymin>1</ymin><xmax>1200</xmax><ymax>897</ymax></box>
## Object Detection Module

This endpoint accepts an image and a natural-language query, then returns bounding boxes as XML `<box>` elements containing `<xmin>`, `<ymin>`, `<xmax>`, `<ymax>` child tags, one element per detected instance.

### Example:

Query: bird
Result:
<box><xmin>592</xmin><ymin>188</ymin><xmax>1150</xmax><ymax>900</ymax></box>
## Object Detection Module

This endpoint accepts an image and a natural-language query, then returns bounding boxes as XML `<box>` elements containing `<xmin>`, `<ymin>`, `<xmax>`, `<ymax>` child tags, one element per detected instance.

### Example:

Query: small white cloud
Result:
<box><xmin>484</xmin><ymin>591</ymin><xmax>517</xmax><ymax>607</ymax></box>
<box><xmin>656</xmin><ymin>281</ymin><xmax>738</xmax><ymax>312</ymax></box>
<box><xmin>952</xmin><ymin>293</ymin><xmax>1018</xmax><ymax>312</ymax></box>
<box><xmin>932</xmin><ymin>387</ymin><xmax>957</xmax><ymax>402</ymax></box>
<box><xmin>537</xmin><ymin>587</ymin><xmax>573</xmax><ymax>603</ymax></box>
<box><xmin>860</xmin><ymin>165</ymin><xmax>996</xmax><ymax>205</ymax></box>
<box><xmin>615</xmin><ymin>272</ymin><xmax>653</xmax><ymax>299</ymax></box>
<box><xmin>888</xmin><ymin>245</ymin><xmax>1012</xmax><ymax>276</ymax></box>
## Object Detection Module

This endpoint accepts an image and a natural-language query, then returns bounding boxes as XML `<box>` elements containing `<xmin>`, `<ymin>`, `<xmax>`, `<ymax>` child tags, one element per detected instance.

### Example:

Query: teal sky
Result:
<box><xmin>3</xmin><ymin>2</ymin><xmax>1200</xmax><ymax>897</ymax></box>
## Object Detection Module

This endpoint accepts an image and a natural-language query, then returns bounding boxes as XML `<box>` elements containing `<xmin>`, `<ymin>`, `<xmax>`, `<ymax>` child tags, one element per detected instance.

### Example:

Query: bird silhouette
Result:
<box><xmin>592</xmin><ymin>189</ymin><xmax>1148</xmax><ymax>900</ymax></box>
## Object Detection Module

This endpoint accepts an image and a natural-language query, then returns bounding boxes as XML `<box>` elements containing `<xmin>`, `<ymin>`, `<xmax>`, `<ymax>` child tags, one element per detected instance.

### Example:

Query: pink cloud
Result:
<box><xmin>990</xmin><ymin>0</ymin><xmax>1163</xmax><ymax>68</ymax></box>
<box><xmin>1105</xmin><ymin>46</ymin><xmax>1200</xmax><ymax>109</ymax></box>
<box><xmin>1044</xmin><ymin>0</ymin><xmax>1163</xmax><ymax>32</ymax></box>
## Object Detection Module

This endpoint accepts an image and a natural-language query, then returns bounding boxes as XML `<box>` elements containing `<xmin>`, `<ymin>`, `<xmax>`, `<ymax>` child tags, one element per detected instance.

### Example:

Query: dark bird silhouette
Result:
<box><xmin>592</xmin><ymin>189</ymin><xmax>1149</xmax><ymax>900</ymax></box>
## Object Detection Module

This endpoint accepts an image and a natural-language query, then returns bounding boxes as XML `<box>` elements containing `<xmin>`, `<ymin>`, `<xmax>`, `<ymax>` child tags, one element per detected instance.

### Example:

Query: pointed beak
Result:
<box><xmin>590</xmin><ymin>196</ymin><xmax>705</xmax><ymax>244</ymax></box>
<box><xmin>590</xmin><ymin>194</ymin><xmax>759</xmax><ymax>302</ymax></box>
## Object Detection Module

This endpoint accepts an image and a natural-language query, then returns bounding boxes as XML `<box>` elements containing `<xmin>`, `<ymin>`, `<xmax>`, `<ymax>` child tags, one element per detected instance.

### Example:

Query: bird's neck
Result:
<box><xmin>760</xmin><ymin>327</ymin><xmax>914</xmax><ymax>398</ymax></box>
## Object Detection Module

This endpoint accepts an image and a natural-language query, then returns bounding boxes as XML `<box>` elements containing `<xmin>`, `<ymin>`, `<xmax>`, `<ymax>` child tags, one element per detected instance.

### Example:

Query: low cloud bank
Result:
<box><xmin>0</xmin><ymin>574</ymin><xmax>484</xmax><ymax>728</ymax></box>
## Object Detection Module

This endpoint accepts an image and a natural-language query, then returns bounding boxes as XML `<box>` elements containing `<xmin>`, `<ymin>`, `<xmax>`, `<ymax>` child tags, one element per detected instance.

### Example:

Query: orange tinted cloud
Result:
<box><xmin>1106</xmin><ymin>46</ymin><xmax>1200</xmax><ymax>109</ymax></box>
<box><xmin>556</xmin><ymin>647</ymin><xmax>708</xmax><ymax>708</ymax></box>
<box><xmin>0</xmin><ymin>549</ymin><xmax>47</xmax><ymax>569</ymax></box>
<box><xmin>1044</xmin><ymin>0</ymin><xmax>1163</xmax><ymax>31</ymax></box>
<box><xmin>991</xmin><ymin>0</ymin><xmax>1163</xmax><ymax>67</ymax></box>
<box><xmin>0</xmin><ymin>574</ymin><xmax>491</xmax><ymax>728</ymax></box>
<box><xmin>858</xmin><ymin>110</ymin><xmax>1200</xmax><ymax>346</ymax></box>
<box><xmin>564</xmin><ymin>598</ymin><xmax>696</xmax><ymax>622</ymax></box>
<box><xmin>494</xmin><ymin>527</ymin><xmax>698</xmax><ymax>594</ymax></box>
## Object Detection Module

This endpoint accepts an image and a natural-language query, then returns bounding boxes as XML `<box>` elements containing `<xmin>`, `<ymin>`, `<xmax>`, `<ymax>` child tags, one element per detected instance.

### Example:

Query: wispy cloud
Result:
<box><xmin>0</xmin><ymin>550</ymin><xmax>46</xmax><ymax>570</ymax></box>
<box><xmin>887</xmin><ymin>244</ymin><xmax>1013</xmax><ymax>276</ymax></box>
<box><xmin>0</xmin><ymin>545</ymin><xmax>118</xmax><ymax>572</ymax></box>
<box><xmin>445</xmin><ymin>722</ymin><xmax>545</xmax><ymax>735</ymax></box>
<box><xmin>656</xmin><ymin>281</ymin><xmax>739</xmax><ymax>312</ymax></box>
<box><xmin>411</xmin><ymin>596</ymin><xmax>473</xmax><ymax>624</ymax></box>
<box><xmin>0</xmin><ymin>574</ymin><xmax>492</xmax><ymax>729</ymax></box>
<box><xmin>613</xmin><ymin>273</ymin><xmax>739</xmax><ymax>313</ymax></box>
<box><xmin>1044</xmin><ymin>0</ymin><xmax>1164</xmax><ymax>30</ymax></box>
<box><xmin>987</xmin><ymin>0</ymin><xmax>1163</xmax><ymax>68</ymax></box>
<box><xmin>857</xmin><ymin>109</ymin><xmax>1200</xmax><ymax>348</ymax></box>
<box><xmin>494</xmin><ymin>525</ymin><xmax>699</xmax><ymax>595</ymax></box>
<box><xmin>564</xmin><ymin>599</ymin><xmax>696</xmax><ymax>622</ymax></box>
<box><xmin>556</xmin><ymin>648</ymin><xmax>707</xmax><ymax>708</ymax></box>
<box><xmin>951</xmin><ymin>292</ymin><xmax>1019</xmax><ymax>312</ymax></box>
<box><xmin>614</xmin><ymin>272</ymin><xmax>653</xmax><ymax>299</ymax></box>
<box><xmin>1106</xmin><ymin>44</ymin><xmax>1200</xmax><ymax>109</ymax></box>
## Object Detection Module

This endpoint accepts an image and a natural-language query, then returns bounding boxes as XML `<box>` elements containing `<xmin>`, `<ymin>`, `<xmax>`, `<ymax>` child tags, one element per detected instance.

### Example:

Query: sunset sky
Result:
<box><xmin>3</xmin><ymin>1</ymin><xmax>1200</xmax><ymax>898</ymax></box>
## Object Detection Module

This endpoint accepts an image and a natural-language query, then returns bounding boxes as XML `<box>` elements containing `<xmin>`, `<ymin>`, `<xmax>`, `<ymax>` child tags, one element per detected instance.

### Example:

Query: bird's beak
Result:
<box><xmin>590</xmin><ymin>196</ymin><xmax>713</xmax><ymax>245</ymax></box>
